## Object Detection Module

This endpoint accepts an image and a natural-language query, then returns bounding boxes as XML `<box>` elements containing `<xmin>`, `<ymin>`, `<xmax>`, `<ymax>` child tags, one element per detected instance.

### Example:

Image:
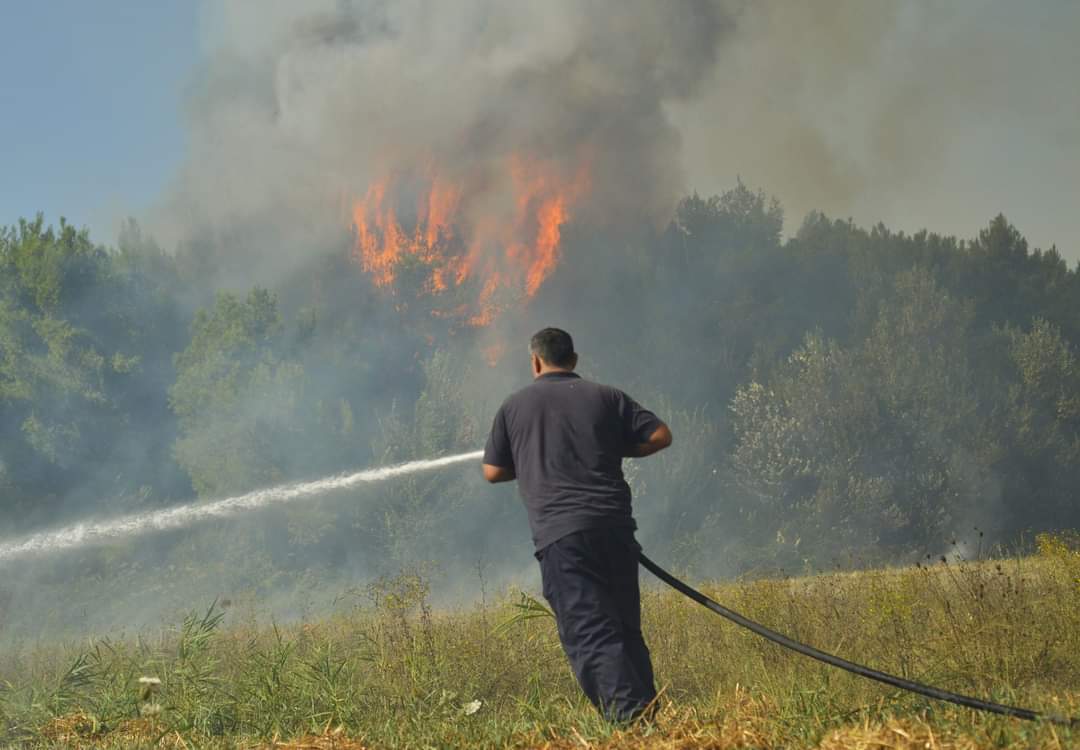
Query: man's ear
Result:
<box><xmin>531</xmin><ymin>353</ymin><xmax>542</xmax><ymax>375</ymax></box>
<box><xmin>568</xmin><ymin>352</ymin><xmax>579</xmax><ymax>370</ymax></box>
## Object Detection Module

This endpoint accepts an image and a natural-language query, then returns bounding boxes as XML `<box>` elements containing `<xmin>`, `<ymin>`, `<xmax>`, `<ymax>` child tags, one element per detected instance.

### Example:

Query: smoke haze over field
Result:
<box><xmin>153</xmin><ymin>0</ymin><xmax>1079</xmax><ymax>267</ymax></box>
<box><xmin>3</xmin><ymin>0</ymin><xmax>1080</xmax><ymax>645</ymax></box>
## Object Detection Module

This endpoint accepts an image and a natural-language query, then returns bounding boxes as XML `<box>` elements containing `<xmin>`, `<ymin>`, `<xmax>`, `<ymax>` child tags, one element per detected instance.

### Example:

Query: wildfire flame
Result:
<box><xmin>351</xmin><ymin>155</ymin><xmax>589</xmax><ymax>326</ymax></box>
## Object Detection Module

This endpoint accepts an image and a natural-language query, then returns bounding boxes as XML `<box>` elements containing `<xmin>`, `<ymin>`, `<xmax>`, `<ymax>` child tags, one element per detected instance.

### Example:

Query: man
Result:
<box><xmin>482</xmin><ymin>327</ymin><xmax>673</xmax><ymax>722</ymax></box>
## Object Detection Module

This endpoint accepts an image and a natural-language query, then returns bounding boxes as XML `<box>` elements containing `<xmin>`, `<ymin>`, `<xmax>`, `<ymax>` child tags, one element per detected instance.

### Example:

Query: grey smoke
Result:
<box><xmin>152</xmin><ymin>0</ymin><xmax>1078</xmax><ymax>268</ymax></box>
<box><xmin>674</xmin><ymin>1</ymin><xmax>1080</xmax><ymax>255</ymax></box>
<box><xmin>155</xmin><ymin>0</ymin><xmax>732</xmax><ymax>284</ymax></box>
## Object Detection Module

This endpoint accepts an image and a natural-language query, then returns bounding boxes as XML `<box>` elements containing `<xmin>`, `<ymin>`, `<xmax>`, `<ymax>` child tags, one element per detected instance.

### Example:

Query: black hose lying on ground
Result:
<box><xmin>638</xmin><ymin>553</ymin><xmax>1077</xmax><ymax>727</ymax></box>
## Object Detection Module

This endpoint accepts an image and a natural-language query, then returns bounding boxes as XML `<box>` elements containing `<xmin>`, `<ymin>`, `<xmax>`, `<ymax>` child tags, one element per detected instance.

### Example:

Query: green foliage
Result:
<box><xmin>170</xmin><ymin>288</ymin><xmax>302</xmax><ymax>496</ymax></box>
<box><xmin>368</xmin><ymin>349</ymin><xmax>490</xmax><ymax>565</ymax></box>
<box><xmin>492</xmin><ymin>590</ymin><xmax>555</xmax><ymax>637</ymax></box>
<box><xmin>731</xmin><ymin>270</ymin><xmax>1001</xmax><ymax>561</ymax></box>
<box><xmin>674</xmin><ymin>180</ymin><xmax>784</xmax><ymax>253</ymax></box>
<box><xmin>998</xmin><ymin>319</ymin><xmax>1080</xmax><ymax>530</ymax></box>
<box><xmin>626</xmin><ymin>400</ymin><xmax>731</xmax><ymax>571</ymax></box>
<box><xmin>1036</xmin><ymin>532</ymin><xmax>1080</xmax><ymax>592</ymax></box>
<box><xmin>0</xmin><ymin>216</ymin><xmax>190</xmax><ymax>527</ymax></box>
<box><xmin>4</xmin><ymin>187</ymin><xmax>1080</xmax><ymax>640</ymax></box>
<box><xmin>0</xmin><ymin>219</ymin><xmax>116</xmax><ymax>469</ymax></box>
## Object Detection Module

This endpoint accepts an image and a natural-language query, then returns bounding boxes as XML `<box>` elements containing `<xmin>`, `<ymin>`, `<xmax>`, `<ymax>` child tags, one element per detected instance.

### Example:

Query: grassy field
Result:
<box><xmin>1</xmin><ymin>536</ymin><xmax>1077</xmax><ymax>749</ymax></box>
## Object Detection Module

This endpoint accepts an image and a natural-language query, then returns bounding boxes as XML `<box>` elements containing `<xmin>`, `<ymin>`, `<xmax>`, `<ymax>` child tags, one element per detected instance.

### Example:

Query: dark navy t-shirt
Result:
<box><xmin>483</xmin><ymin>372</ymin><xmax>663</xmax><ymax>552</ymax></box>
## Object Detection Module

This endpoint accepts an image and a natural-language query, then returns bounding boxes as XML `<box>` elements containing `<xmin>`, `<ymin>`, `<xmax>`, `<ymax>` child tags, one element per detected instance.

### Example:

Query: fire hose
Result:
<box><xmin>638</xmin><ymin>553</ymin><xmax>1078</xmax><ymax>727</ymax></box>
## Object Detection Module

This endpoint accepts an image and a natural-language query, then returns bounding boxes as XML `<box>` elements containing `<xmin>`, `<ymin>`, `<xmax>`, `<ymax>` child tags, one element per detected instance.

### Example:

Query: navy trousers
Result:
<box><xmin>538</xmin><ymin>527</ymin><xmax>657</xmax><ymax>721</ymax></box>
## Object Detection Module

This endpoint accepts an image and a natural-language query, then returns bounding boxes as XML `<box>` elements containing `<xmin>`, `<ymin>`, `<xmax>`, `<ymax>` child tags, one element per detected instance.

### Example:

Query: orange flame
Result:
<box><xmin>351</xmin><ymin>155</ymin><xmax>589</xmax><ymax>326</ymax></box>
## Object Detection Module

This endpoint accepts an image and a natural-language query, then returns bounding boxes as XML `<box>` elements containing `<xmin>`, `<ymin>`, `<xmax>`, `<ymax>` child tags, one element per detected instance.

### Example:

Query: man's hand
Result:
<box><xmin>627</xmin><ymin>423</ymin><xmax>673</xmax><ymax>458</ymax></box>
<box><xmin>483</xmin><ymin>464</ymin><xmax>517</xmax><ymax>483</ymax></box>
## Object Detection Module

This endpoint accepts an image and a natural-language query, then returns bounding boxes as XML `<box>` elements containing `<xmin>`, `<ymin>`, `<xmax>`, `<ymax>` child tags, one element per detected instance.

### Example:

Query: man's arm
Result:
<box><xmin>483</xmin><ymin>404</ymin><xmax>516</xmax><ymax>483</ymax></box>
<box><xmin>626</xmin><ymin>423</ymin><xmax>673</xmax><ymax>458</ymax></box>
<box><xmin>482</xmin><ymin>463</ymin><xmax>517</xmax><ymax>483</ymax></box>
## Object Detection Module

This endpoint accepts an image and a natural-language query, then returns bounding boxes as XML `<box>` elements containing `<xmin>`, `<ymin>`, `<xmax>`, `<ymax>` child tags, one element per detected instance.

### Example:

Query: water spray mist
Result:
<box><xmin>0</xmin><ymin>450</ymin><xmax>483</xmax><ymax>564</ymax></box>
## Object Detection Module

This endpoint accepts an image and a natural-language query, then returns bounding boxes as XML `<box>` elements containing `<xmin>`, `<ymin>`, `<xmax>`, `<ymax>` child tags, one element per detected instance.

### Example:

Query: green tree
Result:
<box><xmin>170</xmin><ymin>288</ymin><xmax>305</xmax><ymax>497</ymax></box>
<box><xmin>0</xmin><ymin>216</ymin><xmax>188</xmax><ymax>528</ymax></box>
<box><xmin>999</xmin><ymin>318</ymin><xmax>1080</xmax><ymax>531</ymax></box>
<box><xmin>731</xmin><ymin>269</ymin><xmax>1000</xmax><ymax>561</ymax></box>
<box><xmin>369</xmin><ymin>349</ymin><xmax>487</xmax><ymax>565</ymax></box>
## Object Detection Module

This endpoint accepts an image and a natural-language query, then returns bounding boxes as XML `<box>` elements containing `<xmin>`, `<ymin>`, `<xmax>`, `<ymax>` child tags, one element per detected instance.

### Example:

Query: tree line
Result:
<box><xmin>1</xmin><ymin>184</ymin><xmax>1078</xmax><ymax>583</ymax></box>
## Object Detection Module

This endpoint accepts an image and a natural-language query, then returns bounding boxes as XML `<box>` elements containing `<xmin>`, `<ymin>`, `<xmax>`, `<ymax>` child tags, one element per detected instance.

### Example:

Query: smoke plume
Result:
<box><xmin>155</xmin><ymin>0</ymin><xmax>1079</xmax><ymax>270</ymax></box>
<box><xmin>157</xmin><ymin>0</ymin><xmax>732</xmax><ymax>285</ymax></box>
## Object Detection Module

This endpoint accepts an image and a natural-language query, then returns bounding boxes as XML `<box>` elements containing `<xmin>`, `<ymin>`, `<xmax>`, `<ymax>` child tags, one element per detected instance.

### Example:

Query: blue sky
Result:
<box><xmin>0</xmin><ymin>1</ymin><xmax>196</xmax><ymax>236</ymax></box>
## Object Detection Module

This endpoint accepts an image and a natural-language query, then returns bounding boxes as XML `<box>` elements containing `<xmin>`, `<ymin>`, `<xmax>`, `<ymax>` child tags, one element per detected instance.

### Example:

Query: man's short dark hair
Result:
<box><xmin>530</xmin><ymin>327</ymin><xmax>576</xmax><ymax>367</ymax></box>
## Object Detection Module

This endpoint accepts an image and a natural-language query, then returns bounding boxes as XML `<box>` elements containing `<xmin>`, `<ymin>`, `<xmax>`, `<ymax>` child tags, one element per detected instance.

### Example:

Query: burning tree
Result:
<box><xmin>350</xmin><ymin>155</ymin><xmax>590</xmax><ymax>329</ymax></box>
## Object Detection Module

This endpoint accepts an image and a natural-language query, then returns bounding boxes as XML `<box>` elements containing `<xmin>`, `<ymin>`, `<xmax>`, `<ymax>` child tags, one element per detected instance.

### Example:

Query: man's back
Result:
<box><xmin>484</xmin><ymin>371</ymin><xmax>662</xmax><ymax>552</ymax></box>
<box><xmin>482</xmin><ymin>327</ymin><xmax>669</xmax><ymax>723</ymax></box>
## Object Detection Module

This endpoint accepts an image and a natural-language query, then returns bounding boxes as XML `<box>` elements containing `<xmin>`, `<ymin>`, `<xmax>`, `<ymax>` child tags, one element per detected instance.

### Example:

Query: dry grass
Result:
<box><xmin>38</xmin><ymin>712</ymin><xmax>188</xmax><ymax>749</ymax></box>
<box><xmin>2</xmin><ymin>541</ymin><xmax>1077</xmax><ymax>749</ymax></box>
